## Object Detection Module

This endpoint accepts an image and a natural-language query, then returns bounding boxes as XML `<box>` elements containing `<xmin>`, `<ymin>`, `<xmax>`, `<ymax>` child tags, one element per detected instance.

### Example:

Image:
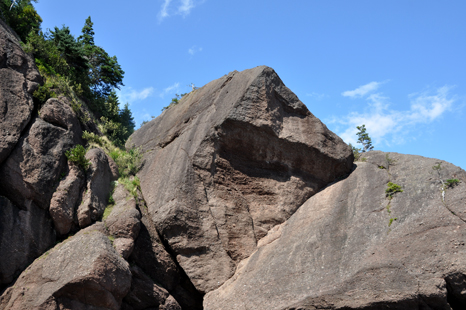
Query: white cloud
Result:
<box><xmin>306</xmin><ymin>92</ymin><xmax>326</xmax><ymax>100</ymax></box>
<box><xmin>342</xmin><ymin>81</ymin><xmax>381</xmax><ymax>98</ymax></box>
<box><xmin>179</xmin><ymin>0</ymin><xmax>195</xmax><ymax>16</ymax></box>
<box><xmin>333</xmin><ymin>86</ymin><xmax>455</xmax><ymax>147</ymax></box>
<box><xmin>117</xmin><ymin>87</ymin><xmax>154</xmax><ymax>105</ymax></box>
<box><xmin>158</xmin><ymin>0</ymin><xmax>172</xmax><ymax>21</ymax></box>
<box><xmin>188</xmin><ymin>46</ymin><xmax>203</xmax><ymax>55</ymax></box>
<box><xmin>159</xmin><ymin>82</ymin><xmax>180</xmax><ymax>98</ymax></box>
<box><xmin>157</xmin><ymin>0</ymin><xmax>203</xmax><ymax>22</ymax></box>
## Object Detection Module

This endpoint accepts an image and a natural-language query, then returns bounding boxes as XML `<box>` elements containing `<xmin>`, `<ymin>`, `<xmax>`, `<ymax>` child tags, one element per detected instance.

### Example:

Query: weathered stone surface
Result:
<box><xmin>0</xmin><ymin>19</ymin><xmax>42</xmax><ymax>164</ymax></box>
<box><xmin>123</xmin><ymin>265</ymin><xmax>182</xmax><ymax>310</ymax></box>
<box><xmin>0</xmin><ymin>196</ymin><xmax>55</xmax><ymax>288</ymax></box>
<box><xmin>106</xmin><ymin>153</ymin><xmax>119</xmax><ymax>181</ymax></box>
<box><xmin>77</xmin><ymin>147</ymin><xmax>113</xmax><ymax>228</ymax></box>
<box><xmin>105</xmin><ymin>184</ymin><xmax>141</xmax><ymax>240</ymax></box>
<box><xmin>204</xmin><ymin>151</ymin><xmax>466</xmax><ymax>310</ymax></box>
<box><xmin>0</xmin><ymin>225</ymin><xmax>131</xmax><ymax>310</ymax></box>
<box><xmin>0</xmin><ymin>97</ymin><xmax>82</xmax><ymax>210</ymax></box>
<box><xmin>49</xmin><ymin>163</ymin><xmax>85</xmax><ymax>235</ymax></box>
<box><xmin>130</xmin><ymin>199</ymin><xmax>204</xmax><ymax>310</ymax></box>
<box><xmin>127</xmin><ymin>66</ymin><xmax>353</xmax><ymax>293</ymax></box>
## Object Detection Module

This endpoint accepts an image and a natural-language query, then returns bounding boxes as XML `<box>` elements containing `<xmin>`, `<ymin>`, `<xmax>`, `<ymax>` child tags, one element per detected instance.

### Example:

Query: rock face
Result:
<box><xmin>0</xmin><ymin>19</ymin><xmax>42</xmax><ymax>164</ymax></box>
<box><xmin>204</xmin><ymin>151</ymin><xmax>466</xmax><ymax>310</ymax></box>
<box><xmin>0</xmin><ymin>97</ymin><xmax>82</xmax><ymax>210</ymax></box>
<box><xmin>128</xmin><ymin>66</ymin><xmax>353</xmax><ymax>293</ymax></box>
<box><xmin>77</xmin><ymin>147</ymin><xmax>113</xmax><ymax>228</ymax></box>
<box><xmin>0</xmin><ymin>196</ymin><xmax>55</xmax><ymax>287</ymax></box>
<box><xmin>0</xmin><ymin>224</ymin><xmax>132</xmax><ymax>310</ymax></box>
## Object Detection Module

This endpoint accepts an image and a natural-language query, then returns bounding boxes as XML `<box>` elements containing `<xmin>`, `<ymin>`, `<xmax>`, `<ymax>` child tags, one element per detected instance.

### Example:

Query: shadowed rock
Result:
<box><xmin>0</xmin><ymin>19</ymin><xmax>42</xmax><ymax>165</ymax></box>
<box><xmin>128</xmin><ymin>66</ymin><xmax>353</xmax><ymax>294</ymax></box>
<box><xmin>0</xmin><ymin>196</ymin><xmax>55</xmax><ymax>288</ymax></box>
<box><xmin>0</xmin><ymin>224</ymin><xmax>131</xmax><ymax>310</ymax></box>
<box><xmin>204</xmin><ymin>151</ymin><xmax>466</xmax><ymax>310</ymax></box>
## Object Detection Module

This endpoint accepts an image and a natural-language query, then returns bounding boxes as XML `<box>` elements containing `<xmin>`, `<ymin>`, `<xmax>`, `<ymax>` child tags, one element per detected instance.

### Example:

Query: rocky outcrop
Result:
<box><xmin>127</xmin><ymin>66</ymin><xmax>353</xmax><ymax>294</ymax></box>
<box><xmin>0</xmin><ymin>19</ymin><xmax>42</xmax><ymax>165</ymax></box>
<box><xmin>0</xmin><ymin>196</ymin><xmax>55</xmax><ymax>288</ymax></box>
<box><xmin>123</xmin><ymin>265</ymin><xmax>182</xmax><ymax>310</ymax></box>
<box><xmin>0</xmin><ymin>97</ymin><xmax>82</xmax><ymax>210</ymax></box>
<box><xmin>0</xmin><ymin>224</ymin><xmax>132</xmax><ymax>310</ymax></box>
<box><xmin>105</xmin><ymin>184</ymin><xmax>141</xmax><ymax>259</ymax></box>
<box><xmin>204</xmin><ymin>151</ymin><xmax>466</xmax><ymax>310</ymax></box>
<box><xmin>49</xmin><ymin>163</ymin><xmax>85</xmax><ymax>235</ymax></box>
<box><xmin>77</xmin><ymin>147</ymin><xmax>113</xmax><ymax>228</ymax></box>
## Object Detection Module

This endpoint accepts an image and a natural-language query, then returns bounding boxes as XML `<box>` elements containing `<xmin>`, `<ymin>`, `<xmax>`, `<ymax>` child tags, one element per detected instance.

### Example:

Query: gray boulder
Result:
<box><xmin>127</xmin><ymin>66</ymin><xmax>353</xmax><ymax>293</ymax></box>
<box><xmin>0</xmin><ymin>224</ymin><xmax>132</xmax><ymax>310</ymax></box>
<box><xmin>204</xmin><ymin>151</ymin><xmax>466</xmax><ymax>310</ymax></box>
<box><xmin>0</xmin><ymin>19</ymin><xmax>42</xmax><ymax>164</ymax></box>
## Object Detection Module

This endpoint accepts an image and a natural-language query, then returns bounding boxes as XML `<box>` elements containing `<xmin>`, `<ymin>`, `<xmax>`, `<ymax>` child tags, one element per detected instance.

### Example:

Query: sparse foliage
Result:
<box><xmin>356</xmin><ymin>124</ymin><xmax>374</xmax><ymax>152</ymax></box>
<box><xmin>65</xmin><ymin>145</ymin><xmax>90</xmax><ymax>170</ymax></box>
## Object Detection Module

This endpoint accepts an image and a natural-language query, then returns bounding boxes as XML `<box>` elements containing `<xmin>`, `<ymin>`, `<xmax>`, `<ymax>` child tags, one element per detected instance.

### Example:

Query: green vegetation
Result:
<box><xmin>2</xmin><ymin>1</ymin><xmax>134</xmax><ymax>147</ymax></box>
<box><xmin>388</xmin><ymin>217</ymin><xmax>398</xmax><ymax>227</ymax></box>
<box><xmin>162</xmin><ymin>93</ymin><xmax>187</xmax><ymax>111</ymax></box>
<box><xmin>65</xmin><ymin>145</ymin><xmax>90</xmax><ymax>170</ymax></box>
<box><xmin>385</xmin><ymin>182</ymin><xmax>403</xmax><ymax>198</ymax></box>
<box><xmin>356</xmin><ymin>124</ymin><xmax>374</xmax><ymax>152</ymax></box>
<box><xmin>445</xmin><ymin>178</ymin><xmax>460</xmax><ymax>188</ymax></box>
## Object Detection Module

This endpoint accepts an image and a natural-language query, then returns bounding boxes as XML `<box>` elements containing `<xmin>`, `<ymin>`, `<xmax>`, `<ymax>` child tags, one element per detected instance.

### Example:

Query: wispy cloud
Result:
<box><xmin>306</xmin><ymin>92</ymin><xmax>326</xmax><ymax>100</ymax></box>
<box><xmin>342</xmin><ymin>81</ymin><xmax>381</xmax><ymax>98</ymax></box>
<box><xmin>117</xmin><ymin>87</ymin><xmax>154</xmax><ymax>105</ymax></box>
<box><xmin>159</xmin><ymin>82</ymin><xmax>180</xmax><ymax>98</ymax></box>
<box><xmin>188</xmin><ymin>46</ymin><xmax>203</xmax><ymax>55</ymax></box>
<box><xmin>333</xmin><ymin>86</ymin><xmax>456</xmax><ymax>147</ymax></box>
<box><xmin>158</xmin><ymin>0</ymin><xmax>203</xmax><ymax>22</ymax></box>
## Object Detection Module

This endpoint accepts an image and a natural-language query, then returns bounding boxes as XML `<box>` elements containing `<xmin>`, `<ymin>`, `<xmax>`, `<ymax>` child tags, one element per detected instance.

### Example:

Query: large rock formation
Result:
<box><xmin>204</xmin><ymin>151</ymin><xmax>466</xmax><ymax>309</ymax></box>
<box><xmin>127</xmin><ymin>66</ymin><xmax>353</xmax><ymax>294</ymax></box>
<box><xmin>0</xmin><ymin>224</ymin><xmax>132</xmax><ymax>310</ymax></box>
<box><xmin>0</xmin><ymin>19</ymin><xmax>42</xmax><ymax>164</ymax></box>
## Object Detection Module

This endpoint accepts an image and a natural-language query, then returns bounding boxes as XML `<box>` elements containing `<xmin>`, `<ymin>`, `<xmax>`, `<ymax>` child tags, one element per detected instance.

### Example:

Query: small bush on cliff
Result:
<box><xmin>356</xmin><ymin>125</ymin><xmax>374</xmax><ymax>152</ymax></box>
<box><xmin>445</xmin><ymin>178</ymin><xmax>459</xmax><ymax>188</ymax></box>
<box><xmin>65</xmin><ymin>145</ymin><xmax>90</xmax><ymax>170</ymax></box>
<box><xmin>386</xmin><ymin>182</ymin><xmax>403</xmax><ymax>198</ymax></box>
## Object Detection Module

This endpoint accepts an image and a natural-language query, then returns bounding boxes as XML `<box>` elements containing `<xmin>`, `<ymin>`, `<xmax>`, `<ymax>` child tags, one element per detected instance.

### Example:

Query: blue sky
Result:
<box><xmin>34</xmin><ymin>0</ymin><xmax>466</xmax><ymax>169</ymax></box>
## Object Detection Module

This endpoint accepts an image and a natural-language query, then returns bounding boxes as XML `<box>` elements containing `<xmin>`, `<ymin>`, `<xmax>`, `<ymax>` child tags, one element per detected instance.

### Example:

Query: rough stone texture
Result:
<box><xmin>127</xmin><ymin>66</ymin><xmax>353</xmax><ymax>293</ymax></box>
<box><xmin>204</xmin><ymin>151</ymin><xmax>466</xmax><ymax>310</ymax></box>
<box><xmin>106</xmin><ymin>153</ymin><xmax>119</xmax><ymax>181</ymax></box>
<box><xmin>0</xmin><ymin>97</ymin><xmax>83</xmax><ymax>210</ymax></box>
<box><xmin>105</xmin><ymin>184</ymin><xmax>141</xmax><ymax>240</ymax></box>
<box><xmin>123</xmin><ymin>265</ymin><xmax>182</xmax><ymax>310</ymax></box>
<box><xmin>0</xmin><ymin>225</ymin><xmax>131</xmax><ymax>310</ymax></box>
<box><xmin>0</xmin><ymin>19</ymin><xmax>42</xmax><ymax>164</ymax></box>
<box><xmin>77</xmin><ymin>147</ymin><xmax>113</xmax><ymax>228</ymax></box>
<box><xmin>105</xmin><ymin>184</ymin><xmax>142</xmax><ymax>259</ymax></box>
<box><xmin>130</xmin><ymin>198</ymin><xmax>204</xmax><ymax>310</ymax></box>
<box><xmin>49</xmin><ymin>163</ymin><xmax>85</xmax><ymax>235</ymax></box>
<box><xmin>0</xmin><ymin>196</ymin><xmax>55</xmax><ymax>288</ymax></box>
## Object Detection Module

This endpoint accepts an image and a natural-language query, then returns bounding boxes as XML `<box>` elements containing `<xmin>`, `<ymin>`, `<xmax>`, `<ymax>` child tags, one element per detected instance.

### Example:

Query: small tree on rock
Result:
<box><xmin>356</xmin><ymin>124</ymin><xmax>374</xmax><ymax>152</ymax></box>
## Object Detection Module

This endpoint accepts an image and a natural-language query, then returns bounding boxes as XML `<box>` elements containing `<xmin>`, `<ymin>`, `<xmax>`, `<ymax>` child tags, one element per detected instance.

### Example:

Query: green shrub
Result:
<box><xmin>386</xmin><ymin>182</ymin><xmax>403</xmax><ymax>198</ymax></box>
<box><xmin>445</xmin><ymin>179</ymin><xmax>460</xmax><ymax>188</ymax></box>
<box><xmin>119</xmin><ymin>176</ymin><xmax>140</xmax><ymax>198</ymax></box>
<box><xmin>65</xmin><ymin>145</ymin><xmax>90</xmax><ymax>169</ymax></box>
<box><xmin>110</xmin><ymin>147</ymin><xmax>142</xmax><ymax>179</ymax></box>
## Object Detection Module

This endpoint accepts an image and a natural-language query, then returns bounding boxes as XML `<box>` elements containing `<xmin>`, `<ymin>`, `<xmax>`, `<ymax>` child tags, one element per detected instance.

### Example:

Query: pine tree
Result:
<box><xmin>356</xmin><ymin>124</ymin><xmax>374</xmax><ymax>152</ymax></box>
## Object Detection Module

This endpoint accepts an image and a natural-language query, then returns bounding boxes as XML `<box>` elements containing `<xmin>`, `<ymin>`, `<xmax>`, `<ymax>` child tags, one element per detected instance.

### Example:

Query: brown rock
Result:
<box><xmin>0</xmin><ymin>19</ymin><xmax>42</xmax><ymax>164</ymax></box>
<box><xmin>106</xmin><ymin>153</ymin><xmax>119</xmax><ymax>181</ymax></box>
<box><xmin>204</xmin><ymin>152</ymin><xmax>466</xmax><ymax>309</ymax></box>
<box><xmin>0</xmin><ymin>98</ymin><xmax>82</xmax><ymax>210</ymax></box>
<box><xmin>127</xmin><ymin>66</ymin><xmax>353</xmax><ymax>293</ymax></box>
<box><xmin>123</xmin><ymin>265</ymin><xmax>182</xmax><ymax>310</ymax></box>
<box><xmin>49</xmin><ymin>164</ymin><xmax>85</xmax><ymax>236</ymax></box>
<box><xmin>0</xmin><ymin>196</ymin><xmax>55</xmax><ymax>288</ymax></box>
<box><xmin>77</xmin><ymin>147</ymin><xmax>113</xmax><ymax>228</ymax></box>
<box><xmin>0</xmin><ymin>225</ymin><xmax>131</xmax><ymax>310</ymax></box>
<box><xmin>105</xmin><ymin>184</ymin><xmax>141</xmax><ymax>240</ymax></box>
